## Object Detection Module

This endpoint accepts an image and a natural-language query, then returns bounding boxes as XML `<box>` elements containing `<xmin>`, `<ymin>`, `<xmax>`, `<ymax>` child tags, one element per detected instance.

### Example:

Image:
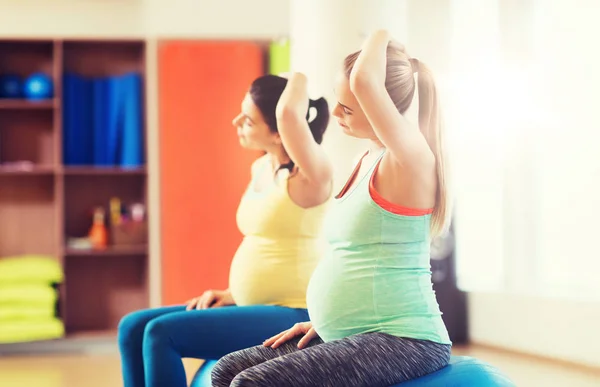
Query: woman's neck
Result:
<box><xmin>368</xmin><ymin>139</ymin><xmax>385</xmax><ymax>155</ymax></box>
<box><xmin>266</xmin><ymin>147</ymin><xmax>291</xmax><ymax>172</ymax></box>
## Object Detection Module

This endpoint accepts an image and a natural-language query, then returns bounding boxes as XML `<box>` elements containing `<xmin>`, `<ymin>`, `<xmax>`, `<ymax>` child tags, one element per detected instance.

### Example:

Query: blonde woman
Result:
<box><xmin>211</xmin><ymin>29</ymin><xmax>452</xmax><ymax>387</ymax></box>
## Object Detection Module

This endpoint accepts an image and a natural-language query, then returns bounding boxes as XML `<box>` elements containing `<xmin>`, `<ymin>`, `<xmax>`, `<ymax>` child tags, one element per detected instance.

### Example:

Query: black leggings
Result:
<box><xmin>211</xmin><ymin>332</ymin><xmax>451</xmax><ymax>387</ymax></box>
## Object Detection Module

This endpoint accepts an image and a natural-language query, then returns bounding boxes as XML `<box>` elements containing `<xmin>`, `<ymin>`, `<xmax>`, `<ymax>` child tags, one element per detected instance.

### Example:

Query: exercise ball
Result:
<box><xmin>190</xmin><ymin>357</ymin><xmax>516</xmax><ymax>387</ymax></box>
<box><xmin>23</xmin><ymin>73</ymin><xmax>53</xmax><ymax>100</ymax></box>
<box><xmin>0</xmin><ymin>74</ymin><xmax>23</xmax><ymax>98</ymax></box>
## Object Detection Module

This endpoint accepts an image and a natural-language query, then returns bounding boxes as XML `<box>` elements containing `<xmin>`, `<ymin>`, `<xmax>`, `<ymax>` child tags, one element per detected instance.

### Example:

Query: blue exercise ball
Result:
<box><xmin>0</xmin><ymin>74</ymin><xmax>23</xmax><ymax>98</ymax></box>
<box><xmin>190</xmin><ymin>357</ymin><xmax>516</xmax><ymax>387</ymax></box>
<box><xmin>23</xmin><ymin>73</ymin><xmax>53</xmax><ymax>100</ymax></box>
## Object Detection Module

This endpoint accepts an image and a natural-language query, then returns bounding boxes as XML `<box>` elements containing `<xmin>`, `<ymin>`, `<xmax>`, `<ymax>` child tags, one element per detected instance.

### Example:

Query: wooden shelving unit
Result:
<box><xmin>0</xmin><ymin>39</ymin><xmax>149</xmax><ymax>341</ymax></box>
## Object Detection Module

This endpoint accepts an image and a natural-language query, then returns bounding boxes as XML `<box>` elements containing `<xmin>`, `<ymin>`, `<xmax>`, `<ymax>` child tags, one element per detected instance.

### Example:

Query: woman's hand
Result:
<box><xmin>350</xmin><ymin>29</ymin><xmax>390</xmax><ymax>88</ymax></box>
<box><xmin>185</xmin><ymin>289</ymin><xmax>235</xmax><ymax>310</ymax></box>
<box><xmin>274</xmin><ymin>72</ymin><xmax>333</xmax><ymax>186</ymax></box>
<box><xmin>263</xmin><ymin>321</ymin><xmax>317</xmax><ymax>349</ymax></box>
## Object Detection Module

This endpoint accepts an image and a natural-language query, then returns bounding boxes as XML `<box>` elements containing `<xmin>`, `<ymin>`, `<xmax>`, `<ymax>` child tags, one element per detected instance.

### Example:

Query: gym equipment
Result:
<box><xmin>190</xmin><ymin>356</ymin><xmax>516</xmax><ymax>387</ymax></box>
<box><xmin>0</xmin><ymin>74</ymin><xmax>23</xmax><ymax>98</ymax></box>
<box><xmin>120</xmin><ymin>73</ymin><xmax>143</xmax><ymax>167</ymax></box>
<box><xmin>23</xmin><ymin>72</ymin><xmax>53</xmax><ymax>100</ymax></box>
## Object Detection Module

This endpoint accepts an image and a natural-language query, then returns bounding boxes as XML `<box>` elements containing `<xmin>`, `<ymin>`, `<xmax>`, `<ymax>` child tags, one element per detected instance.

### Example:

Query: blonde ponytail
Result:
<box><xmin>413</xmin><ymin>59</ymin><xmax>450</xmax><ymax>237</ymax></box>
<box><xmin>344</xmin><ymin>47</ymin><xmax>451</xmax><ymax>237</ymax></box>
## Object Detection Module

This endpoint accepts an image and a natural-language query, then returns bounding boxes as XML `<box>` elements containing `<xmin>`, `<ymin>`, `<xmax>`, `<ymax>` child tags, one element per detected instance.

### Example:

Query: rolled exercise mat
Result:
<box><xmin>269</xmin><ymin>39</ymin><xmax>290</xmax><ymax>75</ymax></box>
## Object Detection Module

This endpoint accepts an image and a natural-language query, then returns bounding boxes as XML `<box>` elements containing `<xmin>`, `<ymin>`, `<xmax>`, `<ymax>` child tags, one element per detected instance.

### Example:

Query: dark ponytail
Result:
<box><xmin>306</xmin><ymin>97</ymin><xmax>330</xmax><ymax>144</ymax></box>
<box><xmin>278</xmin><ymin>97</ymin><xmax>329</xmax><ymax>174</ymax></box>
<box><xmin>249</xmin><ymin>74</ymin><xmax>330</xmax><ymax>174</ymax></box>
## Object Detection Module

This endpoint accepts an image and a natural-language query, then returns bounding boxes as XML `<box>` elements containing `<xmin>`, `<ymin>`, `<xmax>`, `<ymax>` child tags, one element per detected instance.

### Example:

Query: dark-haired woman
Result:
<box><xmin>118</xmin><ymin>73</ymin><xmax>333</xmax><ymax>387</ymax></box>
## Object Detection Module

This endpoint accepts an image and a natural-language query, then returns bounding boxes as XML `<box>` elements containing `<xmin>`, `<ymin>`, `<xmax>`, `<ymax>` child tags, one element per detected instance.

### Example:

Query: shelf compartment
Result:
<box><xmin>0</xmin><ymin>110</ymin><xmax>56</xmax><ymax>166</ymax></box>
<box><xmin>64</xmin><ymin>174</ymin><xmax>146</xmax><ymax>241</ymax></box>
<box><xmin>0</xmin><ymin>40</ymin><xmax>54</xmax><ymax>79</ymax></box>
<box><xmin>64</xmin><ymin>255</ymin><xmax>147</xmax><ymax>333</ymax></box>
<box><xmin>61</xmin><ymin>40</ymin><xmax>146</xmax><ymax>168</ymax></box>
<box><xmin>0</xmin><ymin>175</ymin><xmax>57</xmax><ymax>256</ymax></box>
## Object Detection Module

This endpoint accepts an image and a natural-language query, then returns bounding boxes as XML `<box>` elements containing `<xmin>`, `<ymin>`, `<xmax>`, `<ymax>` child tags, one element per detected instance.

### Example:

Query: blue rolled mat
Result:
<box><xmin>119</xmin><ymin>73</ymin><xmax>143</xmax><ymax>167</ymax></box>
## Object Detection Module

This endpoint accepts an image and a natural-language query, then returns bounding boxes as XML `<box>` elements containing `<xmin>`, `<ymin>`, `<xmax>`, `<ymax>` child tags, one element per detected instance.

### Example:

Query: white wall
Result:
<box><xmin>0</xmin><ymin>0</ymin><xmax>145</xmax><ymax>37</ymax></box>
<box><xmin>0</xmin><ymin>0</ymin><xmax>289</xmax><ymax>39</ymax></box>
<box><xmin>449</xmin><ymin>0</ymin><xmax>600</xmax><ymax>369</ymax></box>
<box><xmin>143</xmin><ymin>0</ymin><xmax>289</xmax><ymax>39</ymax></box>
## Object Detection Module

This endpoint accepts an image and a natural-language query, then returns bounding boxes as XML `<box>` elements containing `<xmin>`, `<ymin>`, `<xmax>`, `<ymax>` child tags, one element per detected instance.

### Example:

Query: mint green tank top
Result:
<box><xmin>305</xmin><ymin>150</ymin><xmax>451</xmax><ymax>345</ymax></box>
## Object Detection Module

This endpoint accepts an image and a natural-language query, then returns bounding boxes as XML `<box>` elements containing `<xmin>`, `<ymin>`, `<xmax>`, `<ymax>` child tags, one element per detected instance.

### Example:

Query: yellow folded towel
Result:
<box><xmin>0</xmin><ymin>318</ymin><xmax>64</xmax><ymax>343</ymax></box>
<box><xmin>0</xmin><ymin>303</ymin><xmax>56</xmax><ymax>321</ymax></box>
<box><xmin>0</xmin><ymin>284</ymin><xmax>58</xmax><ymax>306</ymax></box>
<box><xmin>0</xmin><ymin>255</ymin><xmax>63</xmax><ymax>284</ymax></box>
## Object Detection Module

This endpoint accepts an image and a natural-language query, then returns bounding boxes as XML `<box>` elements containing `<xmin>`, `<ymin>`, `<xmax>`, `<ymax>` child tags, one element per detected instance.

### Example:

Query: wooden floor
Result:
<box><xmin>0</xmin><ymin>345</ymin><xmax>598</xmax><ymax>387</ymax></box>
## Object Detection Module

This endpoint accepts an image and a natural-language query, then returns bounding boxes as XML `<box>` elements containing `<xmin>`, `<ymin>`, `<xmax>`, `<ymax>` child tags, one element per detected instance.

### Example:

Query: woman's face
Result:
<box><xmin>232</xmin><ymin>93</ymin><xmax>280</xmax><ymax>150</ymax></box>
<box><xmin>331</xmin><ymin>72</ymin><xmax>375</xmax><ymax>140</ymax></box>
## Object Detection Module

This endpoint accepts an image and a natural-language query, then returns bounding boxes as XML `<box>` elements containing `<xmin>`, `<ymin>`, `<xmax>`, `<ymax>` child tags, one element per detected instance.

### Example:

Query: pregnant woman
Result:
<box><xmin>118</xmin><ymin>73</ymin><xmax>333</xmax><ymax>387</ymax></box>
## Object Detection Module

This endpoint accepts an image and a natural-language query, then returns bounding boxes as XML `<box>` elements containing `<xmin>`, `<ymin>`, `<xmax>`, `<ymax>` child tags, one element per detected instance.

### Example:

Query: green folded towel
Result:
<box><xmin>0</xmin><ymin>255</ymin><xmax>63</xmax><ymax>284</ymax></box>
<box><xmin>0</xmin><ymin>284</ymin><xmax>58</xmax><ymax>306</ymax></box>
<box><xmin>0</xmin><ymin>318</ymin><xmax>64</xmax><ymax>343</ymax></box>
<box><xmin>0</xmin><ymin>303</ymin><xmax>56</xmax><ymax>321</ymax></box>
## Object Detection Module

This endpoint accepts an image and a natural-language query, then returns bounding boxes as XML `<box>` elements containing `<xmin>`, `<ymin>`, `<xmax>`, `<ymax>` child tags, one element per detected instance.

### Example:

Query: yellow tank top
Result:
<box><xmin>229</xmin><ymin>156</ymin><xmax>329</xmax><ymax>309</ymax></box>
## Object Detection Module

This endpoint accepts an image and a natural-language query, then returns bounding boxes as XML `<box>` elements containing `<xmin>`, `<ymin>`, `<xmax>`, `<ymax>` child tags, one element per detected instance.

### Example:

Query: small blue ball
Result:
<box><xmin>0</xmin><ymin>74</ymin><xmax>23</xmax><ymax>98</ymax></box>
<box><xmin>23</xmin><ymin>73</ymin><xmax>53</xmax><ymax>100</ymax></box>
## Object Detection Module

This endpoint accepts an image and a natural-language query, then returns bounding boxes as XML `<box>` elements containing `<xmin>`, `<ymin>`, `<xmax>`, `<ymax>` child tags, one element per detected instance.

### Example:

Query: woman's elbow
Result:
<box><xmin>275</xmin><ymin>104</ymin><xmax>303</xmax><ymax>123</ymax></box>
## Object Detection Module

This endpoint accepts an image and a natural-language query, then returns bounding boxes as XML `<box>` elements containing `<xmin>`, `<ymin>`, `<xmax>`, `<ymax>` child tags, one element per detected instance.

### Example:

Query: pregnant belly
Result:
<box><xmin>229</xmin><ymin>237</ymin><xmax>320</xmax><ymax>308</ymax></box>
<box><xmin>307</xmin><ymin>253</ymin><xmax>446</xmax><ymax>343</ymax></box>
<box><xmin>306</xmin><ymin>256</ymin><xmax>378</xmax><ymax>342</ymax></box>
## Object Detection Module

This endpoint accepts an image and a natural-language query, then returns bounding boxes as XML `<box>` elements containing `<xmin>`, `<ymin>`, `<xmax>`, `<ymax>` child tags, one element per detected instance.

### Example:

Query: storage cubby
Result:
<box><xmin>0</xmin><ymin>40</ymin><xmax>57</xmax><ymax>111</ymax></box>
<box><xmin>0</xmin><ymin>175</ymin><xmax>56</xmax><ymax>256</ymax></box>
<box><xmin>0</xmin><ymin>110</ymin><xmax>55</xmax><ymax>168</ymax></box>
<box><xmin>0</xmin><ymin>40</ymin><xmax>54</xmax><ymax>81</ymax></box>
<box><xmin>63</xmin><ymin>174</ymin><xmax>146</xmax><ymax>246</ymax></box>
<box><xmin>62</xmin><ymin>41</ymin><xmax>145</xmax><ymax>168</ymax></box>
<box><xmin>0</xmin><ymin>38</ymin><xmax>148</xmax><ymax>343</ymax></box>
<box><xmin>64</xmin><ymin>255</ymin><xmax>147</xmax><ymax>332</ymax></box>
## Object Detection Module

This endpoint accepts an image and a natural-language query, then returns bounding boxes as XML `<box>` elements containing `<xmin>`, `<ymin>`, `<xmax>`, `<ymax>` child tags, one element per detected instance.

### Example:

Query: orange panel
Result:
<box><xmin>159</xmin><ymin>41</ymin><xmax>264</xmax><ymax>305</ymax></box>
